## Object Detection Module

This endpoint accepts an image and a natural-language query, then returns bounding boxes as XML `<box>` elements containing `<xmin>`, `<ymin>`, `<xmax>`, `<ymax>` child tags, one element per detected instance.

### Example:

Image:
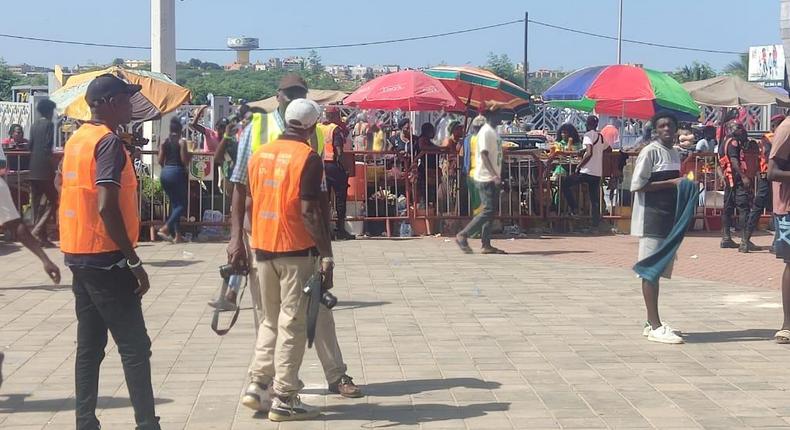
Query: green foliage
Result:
<box><xmin>0</xmin><ymin>59</ymin><xmax>22</xmax><ymax>100</ymax></box>
<box><xmin>140</xmin><ymin>175</ymin><xmax>163</xmax><ymax>205</ymax></box>
<box><xmin>483</xmin><ymin>52</ymin><xmax>565</xmax><ymax>95</ymax></box>
<box><xmin>528</xmin><ymin>76</ymin><xmax>563</xmax><ymax>96</ymax></box>
<box><xmin>111</xmin><ymin>58</ymin><xmax>125</xmax><ymax>66</ymax></box>
<box><xmin>671</xmin><ymin>61</ymin><xmax>717</xmax><ymax>83</ymax></box>
<box><xmin>179</xmin><ymin>68</ymin><xmax>343</xmax><ymax>104</ymax></box>
<box><xmin>307</xmin><ymin>50</ymin><xmax>323</xmax><ymax>74</ymax></box>
<box><xmin>723</xmin><ymin>53</ymin><xmax>748</xmax><ymax>79</ymax></box>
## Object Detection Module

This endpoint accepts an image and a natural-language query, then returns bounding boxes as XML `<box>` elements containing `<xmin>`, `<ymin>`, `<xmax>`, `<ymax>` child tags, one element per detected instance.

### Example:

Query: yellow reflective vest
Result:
<box><xmin>250</xmin><ymin>110</ymin><xmax>326</xmax><ymax>156</ymax></box>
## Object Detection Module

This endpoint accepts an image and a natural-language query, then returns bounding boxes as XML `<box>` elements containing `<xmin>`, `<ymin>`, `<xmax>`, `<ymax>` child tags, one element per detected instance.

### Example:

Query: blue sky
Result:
<box><xmin>0</xmin><ymin>0</ymin><xmax>780</xmax><ymax>73</ymax></box>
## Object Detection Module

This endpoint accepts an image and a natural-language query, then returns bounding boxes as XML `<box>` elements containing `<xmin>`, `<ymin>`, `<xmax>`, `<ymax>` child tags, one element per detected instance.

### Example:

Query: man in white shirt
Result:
<box><xmin>455</xmin><ymin>113</ymin><xmax>505</xmax><ymax>254</ymax></box>
<box><xmin>630</xmin><ymin>112</ymin><xmax>684</xmax><ymax>344</ymax></box>
<box><xmin>561</xmin><ymin>115</ymin><xmax>608</xmax><ymax>226</ymax></box>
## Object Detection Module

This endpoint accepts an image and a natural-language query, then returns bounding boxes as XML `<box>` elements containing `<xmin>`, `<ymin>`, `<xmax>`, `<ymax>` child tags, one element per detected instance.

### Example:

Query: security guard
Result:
<box><xmin>322</xmin><ymin>106</ymin><xmax>355</xmax><ymax>240</ymax></box>
<box><xmin>243</xmin><ymin>99</ymin><xmax>328</xmax><ymax>421</ymax></box>
<box><xmin>743</xmin><ymin>114</ymin><xmax>786</xmax><ymax>252</ymax></box>
<box><xmin>59</xmin><ymin>74</ymin><xmax>160</xmax><ymax>430</ymax></box>
<box><xmin>229</xmin><ymin>76</ymin><xmax>362</xmax><ymax>414</ymax></box>
<box><xmin>719</xmin><ymin>120</ymin><xmax>754</xmax><ymax>250</ymax></box>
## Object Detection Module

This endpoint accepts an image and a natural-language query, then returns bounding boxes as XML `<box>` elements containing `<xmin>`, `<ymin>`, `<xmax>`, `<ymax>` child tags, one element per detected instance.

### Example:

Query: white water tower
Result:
<box><xmin>227</xmin><ymin>37</ymin><xmax>259</xmax><ymax>65</ymax></box>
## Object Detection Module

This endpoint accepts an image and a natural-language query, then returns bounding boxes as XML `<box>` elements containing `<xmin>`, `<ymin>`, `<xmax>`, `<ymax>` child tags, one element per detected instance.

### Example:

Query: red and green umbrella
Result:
<box><xmin>425</xmin><ymin>66</ymin><xmax>530</xmax><ymax>110</ymax></box>
<box><xmin>542</xmin><ymin>65</ymin><xmax>700</xmax><ymax>121</ymax></box>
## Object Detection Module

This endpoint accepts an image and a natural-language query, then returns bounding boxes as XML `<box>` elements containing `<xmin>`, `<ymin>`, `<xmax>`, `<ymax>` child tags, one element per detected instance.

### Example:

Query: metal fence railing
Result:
<box><xmin>0</xmin><ymin>146</ymin><xmax>776</xmax><ymax>240</ymax></box>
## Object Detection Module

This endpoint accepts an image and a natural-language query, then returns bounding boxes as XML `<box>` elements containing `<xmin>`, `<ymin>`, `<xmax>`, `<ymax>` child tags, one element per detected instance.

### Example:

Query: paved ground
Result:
<box><xmin>0</xmin><ymin>234</ymin><xmax>788</xmax><ymax>430</ymax></box>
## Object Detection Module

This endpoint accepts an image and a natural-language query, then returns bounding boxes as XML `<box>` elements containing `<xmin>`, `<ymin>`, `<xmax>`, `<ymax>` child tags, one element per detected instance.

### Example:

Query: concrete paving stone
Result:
<box><xmin>3</xmin><ymin>236</ymin><xmax>790</xmax><ymax>428</ymax></box>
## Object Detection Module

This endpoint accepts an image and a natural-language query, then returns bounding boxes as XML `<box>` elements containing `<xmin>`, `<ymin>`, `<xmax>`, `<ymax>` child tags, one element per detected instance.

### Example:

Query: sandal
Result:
<box><xmin>775</xmin><ymin>329</ymin><xmax>790</xmax><ymax>344</ymax></box>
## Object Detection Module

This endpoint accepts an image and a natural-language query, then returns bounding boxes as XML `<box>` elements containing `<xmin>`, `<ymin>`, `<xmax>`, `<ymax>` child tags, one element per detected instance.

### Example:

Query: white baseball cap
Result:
<box><xmin>284</xmin><ymin>99</ymin><xmax>321</xmax><ymax>129</ymax></box>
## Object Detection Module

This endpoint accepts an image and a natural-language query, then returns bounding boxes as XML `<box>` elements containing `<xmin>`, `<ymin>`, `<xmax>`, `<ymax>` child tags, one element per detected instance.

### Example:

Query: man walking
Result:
<box><xmin>561</xmin><ymin>115</ymin><xmax>608</xmax><ymax>227</ymax></box>
<box><xmin>243</xmin><ymin>99</ymin><xmax>330</xmax><ymax>421</ymax></box>
<box><xmin>28</xmin><ymin>99</ymin><xmax>59</xmax><ymax>246</ymax></box>
<box><xmin>455</xmin><ymin>113</ymin><xmax>505</xmax><ymax>254</ymax></box>
<box><xmin>766</xmin><ymin>116</ymin><xmax>790</xmax><ymax>343</ymax></box>
<box><xmin>59</xmin><ymin>74</ymin><xmax>160</xmax><ymax>430</ymax></box>
<box><xmin>630</xmin><ymin>112</ymin><xmax>684</xmax><ymax>344</ymax></box>
<box><xmin>228</xmin><ymin>75</ymin><xmax>361</xmax><ymax>408</ymax></box>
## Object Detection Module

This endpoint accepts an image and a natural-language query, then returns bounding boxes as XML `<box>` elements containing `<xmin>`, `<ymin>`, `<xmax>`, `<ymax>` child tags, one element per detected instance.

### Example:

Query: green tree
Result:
<box><xmin>307</xmin><ymin>50</ymin><xmax>323</xmax><ymax>74</ymax></box>
<box><xmin>179</xmin><ymin>68</ymin><xmax>341</xmax><ymax>104</ymax></box>
<box><xmin>202</xmin><ymin>62</ymin><xmax>222</xmax><ymax>71</ymax></box>
<box><xmin>671</xmin><ymin>61</ymin><xmax>717</xmax><ymax>83</ymax></box>
<box><xmin>112</xmin><ymin>57</ymin><xmax>125</xmax><ymax>66</ymax></box>
<box><xmin>188</xmin><ymin>58</ymin><xmax>203</xmax><ymax>69</ymax></box>
<box><xmin>0</xmin><ymin>59</ymin><xmax>22</xmax><ymax>100</ymax></box>
<box><xmin>483</xmin><ymin>52</ymin><xmax>526</xmax><ymax>89</ymax></box>
<box><xmin>528</xmin><ymin>75</ymin><xmax>564</xmax><ymax>96</ymax></box>
<box><xmin>723</xmin><ymin>53</ymin><xmax>748</xmax><ymax>80</ymax></box>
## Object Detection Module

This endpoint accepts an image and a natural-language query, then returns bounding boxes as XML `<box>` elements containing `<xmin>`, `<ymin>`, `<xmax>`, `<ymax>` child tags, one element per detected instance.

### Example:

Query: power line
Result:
<box><xmin>527</xmin><ymin>19</ymin><xmax>743</xmax><ymax>55</ymax></box>
<box><xmin>0</xmin><ymin>17</ymin><xmax>742</xmax><ymax>55</ymax></box>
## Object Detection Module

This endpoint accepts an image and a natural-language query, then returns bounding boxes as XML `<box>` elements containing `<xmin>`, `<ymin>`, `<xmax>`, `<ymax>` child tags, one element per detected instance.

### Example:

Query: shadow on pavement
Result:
<box><xmin>0</xmin><ymin>243</ymin><xmax>22</xmax><ymax>257</ymax></box>
<box><xmin>505</xmin><ymin>250</ymin><xmax>592</xmax><ymax>256</ymax></box>
<box><xmin>0</xmin><ymin>394</ymin><xmax>173</xmax><ymax>413</ymax></box>
<box><xmin>320</xmin><ymin>402</ymin><xmax>510</xmax><ymax>426</ymax></box>
<box><xmin>0</xmin><ymin>284</ymin><xmax>67</xmax><ymax>292</ymax></box>
<box><xmin>146</xmin><ymin>260</ymin><xmax>204</xmax><ymax>267</ymax></box>
<box><xmin>359</xmin><ymin>378</ymin><xmax>501</xmax><ymax>397</ymax></box>
<box><xmin>683</xmin><ymin>329</ymin><xmax>777</xmax><ymax>343</ymax></box>
<box><xmin>334</xmin><ymin>301</ymin><xmax>391</xmax><ymax>311</ymax></box>
<box><xmin>301</xmin><ymin>378</ymin><xmax>501</xmax><ymax>397</ymax></box>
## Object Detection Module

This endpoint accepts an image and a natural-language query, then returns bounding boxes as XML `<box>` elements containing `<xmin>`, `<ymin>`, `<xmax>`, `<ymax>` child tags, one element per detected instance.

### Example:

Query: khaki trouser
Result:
<box><xmin>248</xmin><ymin>256</ymin><xmax>316</xmax><ymax>397</ymax></box>
<box><xmin>247</xmin><ymin>255</ymin><xmax>348</xmax><ymax>394</ymax></box>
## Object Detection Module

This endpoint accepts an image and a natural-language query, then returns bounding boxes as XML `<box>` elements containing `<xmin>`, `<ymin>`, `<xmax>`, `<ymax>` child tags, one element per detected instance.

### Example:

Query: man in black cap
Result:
<box><xmin>59</xmin><ymin>74</ymin><xmax>161</xmax><ymax>430</ymax></box>
<box><xmin>228</xmin><ymin>74</ymin><xmax>362</xmax><ymax>413</ymax></box>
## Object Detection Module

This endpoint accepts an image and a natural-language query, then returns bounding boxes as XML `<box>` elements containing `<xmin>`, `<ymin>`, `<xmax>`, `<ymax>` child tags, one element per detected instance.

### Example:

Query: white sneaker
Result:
<box><xmin>268</xmin><ymin>395</ymin><xmax>320</xmax><ymax>421</ymax></box>
<box><xmin>647</xmin><ymin>325</ymin><xmax>684</xmax><ymax>344</ymax></box>
<box><xmin>643</xmin><ymin>322</ymin><xmax>681</xmax><ymax>337</ymax></box>
<box><xmin>241</xmin><ymin>382</ymin><xmax>271</xmax><ymax>412</ymax></box>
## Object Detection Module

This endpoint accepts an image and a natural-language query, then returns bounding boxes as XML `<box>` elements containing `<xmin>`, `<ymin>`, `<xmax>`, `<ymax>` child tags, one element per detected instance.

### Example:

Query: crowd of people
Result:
<box><xmin>1</xmin><ymin>71</ymin><xmax>790</xmax><ymax>427</ymax></box>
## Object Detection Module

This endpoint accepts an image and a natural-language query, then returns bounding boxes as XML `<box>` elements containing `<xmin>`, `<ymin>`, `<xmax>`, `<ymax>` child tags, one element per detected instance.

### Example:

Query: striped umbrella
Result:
<box><xmin>425</xmin><ymin>66</ymin><xmax>530</xmax><ymax>110</ymax></box>
<box><xmin>542</xmin><ymin>65</ymin><xmax>700</xmax><ymax>121</ymax></box>
<box><xmin>50</xmin><ymin>66</ymin><xmax>191</xmax><ymax>121</ymax></box>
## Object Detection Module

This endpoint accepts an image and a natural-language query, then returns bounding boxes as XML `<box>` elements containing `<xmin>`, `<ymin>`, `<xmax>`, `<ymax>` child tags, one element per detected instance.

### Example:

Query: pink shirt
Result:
<box><xmin>203</xmin><ymin>128</ymin><xmax>220</xmax><ymax>152</ymax></box>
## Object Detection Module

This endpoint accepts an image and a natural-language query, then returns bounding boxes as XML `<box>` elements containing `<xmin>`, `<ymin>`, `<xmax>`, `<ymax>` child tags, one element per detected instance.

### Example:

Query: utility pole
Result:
<box><xmin>151</xmin><ymin>0</ymin><xmax>176</xmax><ymax>79</ymax></box>
<box><xmin>617</xmin><ymin>0</ymin><xmax>623</xmax><ymax>64</ymax></box>
<box><xmin>524</xmin><ymin>11</ymin><xmax>529</xmax><ymax>91</ymax></box>
<box><xmin>147</xmin><ymin>0</ymin><xmax>177</xmax><ymax>163</ymax></box>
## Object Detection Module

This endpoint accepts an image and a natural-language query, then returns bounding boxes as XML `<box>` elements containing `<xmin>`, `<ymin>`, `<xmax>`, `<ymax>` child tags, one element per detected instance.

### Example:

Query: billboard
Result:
<box><xmin>748</xmin><ymin>45</ymin><xmax>785</xmax><ymax>87</ymax></box>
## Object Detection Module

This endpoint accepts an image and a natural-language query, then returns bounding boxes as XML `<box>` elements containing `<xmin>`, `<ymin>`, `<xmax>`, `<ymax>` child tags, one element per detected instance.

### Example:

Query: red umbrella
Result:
<box><xmin>344</xmin><ymin>70</ymin><xmax>464</xmax><ymax>111</ymax></box>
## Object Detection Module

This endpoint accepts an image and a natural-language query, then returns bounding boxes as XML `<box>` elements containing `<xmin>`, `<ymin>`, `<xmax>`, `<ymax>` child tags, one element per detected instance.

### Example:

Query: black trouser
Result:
<box><xmin>71</xmin><ymin>266</ymin><xmax>160</xmax><ymax>430</ymax></box>
<box><xmin>746</xmin><ymin>174</ymin><xmax>771</xmax><ymax>235</ymax></box>
<box><xmin>721</xmin><ymin>179</ymin><xmax>752</xmax><ymax>240</ymax></box>
<box><xmin>560</xmin><ymin>173</ymin><xmax>601</xmax><ymax>226</ymax></box>
<box><xmin>29</xmin><ymin>178</ymin><xmax>58</xmax><ymax>242</ymax></box>
<box><xmin>325</xmin><ymin>161</ymin><xmax>349</xmax><ymax>231</ymax></box>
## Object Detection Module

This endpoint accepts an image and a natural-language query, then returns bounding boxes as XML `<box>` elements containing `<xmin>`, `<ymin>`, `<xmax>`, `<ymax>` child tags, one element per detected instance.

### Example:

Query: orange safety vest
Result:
<box><xmin>59</xmin><ymin>123</ymin><xmax>139</xmax><ymax>254</ymax></box>
<box><xmin>248</xmin><ymin>139</ymin><xmax>317</xmax><ymax>253</ymax></box>
<box><xmin>319</xmin><ymin>123</ymin><xmax>339</xmax><ymax>162</ymax></box>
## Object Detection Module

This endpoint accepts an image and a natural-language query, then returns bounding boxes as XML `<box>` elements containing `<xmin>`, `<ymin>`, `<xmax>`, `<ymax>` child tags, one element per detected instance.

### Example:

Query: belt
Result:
<box><xmin>255</xmin><ymin>247</ymin><xmax>320</xmax><ymax>261</ymax></box>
